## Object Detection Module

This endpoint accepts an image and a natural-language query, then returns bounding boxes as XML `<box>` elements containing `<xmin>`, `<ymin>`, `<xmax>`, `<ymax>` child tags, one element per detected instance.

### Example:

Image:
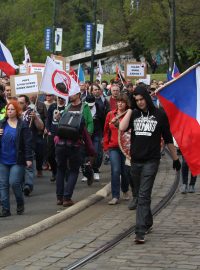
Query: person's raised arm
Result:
<box><xmin>119</xmin><ymin>109</ymin><xmax>132</xmax><ymax>131</ymax></box>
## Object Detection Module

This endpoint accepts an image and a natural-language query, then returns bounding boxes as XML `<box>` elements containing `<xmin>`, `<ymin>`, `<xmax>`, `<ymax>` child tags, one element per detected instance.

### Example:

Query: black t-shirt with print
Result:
<box><xmin>128</xmin><ymin>108</ymin><xmax>173</xmax><ymax>162</ymax></box>
<box><xmin>47</xmin><ymin>103</ymin><xmax>66</xmax><ymax>135</ymax></box>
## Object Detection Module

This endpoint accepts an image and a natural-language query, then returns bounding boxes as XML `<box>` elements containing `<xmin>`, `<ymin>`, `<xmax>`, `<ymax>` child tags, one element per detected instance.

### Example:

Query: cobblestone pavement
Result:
<box><xmin>3</xmin><ymin>155</ymin><xmax>200</xmax><ymax>270</ymax></box>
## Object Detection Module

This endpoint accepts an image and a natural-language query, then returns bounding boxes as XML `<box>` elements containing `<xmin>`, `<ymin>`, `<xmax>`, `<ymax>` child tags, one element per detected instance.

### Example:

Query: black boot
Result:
<box><xmin>128</xmin><ymin>198</ymin><xmax>138</xmax><ymax>210</ymax></box>
<box><xmin>17</xmin><ymin>204</ymin><xmax>24</xmax><ymax>215</ymax></box>
<box><xmin>0</xmin><ymin>208</ymin><xmax>11</xmax><ymax>217</ymax></box>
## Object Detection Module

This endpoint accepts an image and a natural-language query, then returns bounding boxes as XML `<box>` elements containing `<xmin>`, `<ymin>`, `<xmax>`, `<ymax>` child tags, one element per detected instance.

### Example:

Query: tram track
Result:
<box><xmin>64</xmin><ymin>151</ymin><xmax>180</xmax><ymax>270</ymax></box>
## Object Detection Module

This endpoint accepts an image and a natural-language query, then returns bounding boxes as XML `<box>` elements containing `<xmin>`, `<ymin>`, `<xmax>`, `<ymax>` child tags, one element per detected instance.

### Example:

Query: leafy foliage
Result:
<box><xmin>0</xmin><ymin>0</ymin><xmax>199</xmax><ymax>69</ymax></box>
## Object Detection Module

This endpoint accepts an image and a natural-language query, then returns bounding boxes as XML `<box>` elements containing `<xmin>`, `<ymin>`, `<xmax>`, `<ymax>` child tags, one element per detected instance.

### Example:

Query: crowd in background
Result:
<box><xmin>0</xmin><ymin>74</ymin><xmax>196</xmax><ymax>219</ymax></box>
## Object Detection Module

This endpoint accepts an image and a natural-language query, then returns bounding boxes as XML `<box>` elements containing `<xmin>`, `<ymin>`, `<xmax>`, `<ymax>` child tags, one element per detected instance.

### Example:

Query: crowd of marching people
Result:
<box><xmin>0</xmin><ymin>74</ymin><xmax>197</xmax><ymax>243</ymax></box>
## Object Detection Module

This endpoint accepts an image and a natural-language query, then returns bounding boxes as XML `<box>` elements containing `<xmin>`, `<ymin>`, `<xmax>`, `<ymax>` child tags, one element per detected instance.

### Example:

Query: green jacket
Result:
<box><xmin>82</xmin><ymin>103</ymin><xmax>94</xmax><ymax>135</ymax></box>
<box><xmin>0</xmin><ymin>107</ymin><xmax>6</xmax><ymax>121</ymax></box>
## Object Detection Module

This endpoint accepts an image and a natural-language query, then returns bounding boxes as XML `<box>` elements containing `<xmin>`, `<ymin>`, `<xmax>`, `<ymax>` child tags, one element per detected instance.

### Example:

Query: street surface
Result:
<box><xmin>0</xmin><ymin>166</ymin><xmax>110</xmax><ymax>238</ymax></box>
<box><xmin>1</xmin><ymin>155</ymin><xmax>193</xmax><ymax>269</ymax></box>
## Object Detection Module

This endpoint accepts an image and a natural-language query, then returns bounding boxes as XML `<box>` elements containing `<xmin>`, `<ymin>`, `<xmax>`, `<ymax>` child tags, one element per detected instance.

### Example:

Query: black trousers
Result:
<box><xmin>131</xmin><ymin>160</ymin><xmax>160</xmax><ymax>236</ymax></box>
<box><xmin>47</xmin><ymin>135</ymin><xmax>57</xmax><ymax>176</ymax></box>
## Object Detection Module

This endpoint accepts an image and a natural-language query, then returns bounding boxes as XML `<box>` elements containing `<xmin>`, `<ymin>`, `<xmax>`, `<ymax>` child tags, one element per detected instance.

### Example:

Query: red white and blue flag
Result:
<box><xmin>167</xmin><ymin>62</ymin><xmax>180</xmax><ymax>81</ymax></box>
<box><xmin>172</xmin><ymin>62</ymin><xmax>180</xmax><ymax>79</ymax></box>
<box><xmin>0</xmin><ymin>41</ymin><xmax>18</xmax><ymax>76</ymax></box>
<box><xmin>157</xmin><ymin>63</ymin><xmax>200</xmax><ymax>175</ymax></box>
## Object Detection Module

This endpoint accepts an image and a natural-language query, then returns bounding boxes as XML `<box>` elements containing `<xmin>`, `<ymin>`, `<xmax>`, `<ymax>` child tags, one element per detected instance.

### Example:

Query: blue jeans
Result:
<box><xmin>109</xmin><ymin>148</ymin><xmax>129</xmax><ymax>199</ymax></box>
<box><xmin>0</xmin><ymin>164</ymin><xmax>25</xmax><ymax>211</ymax></box>
<box><xmin>24</xmin><ymin>161</ymin><xmax>35</xmax><ymax>191</ymax></box>
<box><xmin>182</xmin><ymin>157</ymin><xmax>197</xmax><ymax>186</ymax></box>
<box><xmin>92</xmin><ymin>135</ymin><xmax>103</xmax><ymax>173</ymax></box>
<box><xmin>131</xmin><ymin>160</ymin><xmax>160</xmax><ymax>236</ymax></box>
<box><xmin>55</xmin><ymin>144</ymin><xmax>82</xmax><ymax>200</ymax></box>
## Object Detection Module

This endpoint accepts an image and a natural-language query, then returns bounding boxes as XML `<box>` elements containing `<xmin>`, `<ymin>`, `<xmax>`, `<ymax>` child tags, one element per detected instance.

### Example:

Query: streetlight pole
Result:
<box><xmin>169</xmin><ymin>0</ymin><xmax>176</xmax><ymax>73</ymax></box>
<box><xmin>52</xmin><ymin>0</ymin><xmax>57</xmax><ymax>54</ymax></box>
<box><xmin>90</xmin><ymin>0</ymin><xmax>97</xmax><ymax>83</ymax></box>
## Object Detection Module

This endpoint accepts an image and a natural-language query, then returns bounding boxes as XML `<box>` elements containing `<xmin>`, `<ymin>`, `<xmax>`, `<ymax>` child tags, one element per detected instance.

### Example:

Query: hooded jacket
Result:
<box><xmin>128</xmin><ymin>86</ymin><xmax>173</xmax><ymax>162</ymax></box>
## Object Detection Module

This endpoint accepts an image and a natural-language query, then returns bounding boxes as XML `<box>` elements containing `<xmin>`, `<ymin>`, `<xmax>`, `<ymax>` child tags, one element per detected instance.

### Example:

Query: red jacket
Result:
<box><xmin>103</xmin><ymin>110</ymin><xmax>119</xmax><ymax>151</ymax></box>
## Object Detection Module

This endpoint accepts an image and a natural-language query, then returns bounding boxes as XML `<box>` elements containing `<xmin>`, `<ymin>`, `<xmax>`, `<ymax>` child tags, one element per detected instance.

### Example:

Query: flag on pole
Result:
<box><xmin>96</xmin><ymin>59</ymin><xmax>103</xmax><ymax>82</ymax></box>
<box><xmin>69</xmin><ymin>67</ymin><xmax>79</xmax><ymax>83</ymax></box>
<box><xmin>167</xmin><ymin>62</ymin><xmax>180</xmax><ymax>81</ymax></box>
<box><xmin>78</xmin><ymin>64</ymin><xmax>85</xmax><ymax>82</ymax></box>
<box><xmin>172</xmin><ymin>62</ymin><xmax>180</xmax><ymax>79</ymax></box>
<box><xmin>156</xmin><ymin>62</ymin><xmax>200</xmax><ymax>176</ymax></box>
<box><xmin>115</xmin><ymin>64</ymin><xmax>126</xmax><ymax>86</ymax></box>
<box><xmin>0</xmin><ymin>41</ymin><xmax>18</xmax><ymax>76</ymax></box>
<box><xmin>166</xmin><ymin>70</ymin><xmax>173</xmax><ymax>81</ymax></box>
<box><xmin>40</xmin><ymin>56</ymin><xmax>80</xmax><ymax>102</ymax></box>
<box><xmin>23</xmin><ymin>45</ymin><xmax>31</xmax><ymax>64</ymax></box>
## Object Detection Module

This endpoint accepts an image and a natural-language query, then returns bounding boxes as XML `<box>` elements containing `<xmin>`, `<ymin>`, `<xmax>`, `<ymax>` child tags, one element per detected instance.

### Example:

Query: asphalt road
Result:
<box><xmin>0</xmin><ymin>165</ymin><xmax>110</xmax><ymax>238</ymax></box>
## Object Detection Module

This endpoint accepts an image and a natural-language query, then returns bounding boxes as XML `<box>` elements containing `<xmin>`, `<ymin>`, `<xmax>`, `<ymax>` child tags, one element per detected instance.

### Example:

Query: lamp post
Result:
<box><xmin>90</xmin><ymin>0</ymin><xmax>97</xmax><ymax>83</ymax></box>
<box><xmin>169</xmin><ymin>0</ymin><xmax>176</xmax><ymax>73</ymax></box>
<box><xmin>52</xmin><ymin>0</ymin><xmax>57</xmax><ymax>54</ymax></box>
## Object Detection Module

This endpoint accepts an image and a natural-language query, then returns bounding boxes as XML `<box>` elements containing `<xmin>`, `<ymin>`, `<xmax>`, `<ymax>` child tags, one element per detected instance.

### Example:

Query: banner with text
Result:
<box><xmin>125</xmin><ymin>62</ymin><xmax>147</xmax><ymax>79</ymax></box>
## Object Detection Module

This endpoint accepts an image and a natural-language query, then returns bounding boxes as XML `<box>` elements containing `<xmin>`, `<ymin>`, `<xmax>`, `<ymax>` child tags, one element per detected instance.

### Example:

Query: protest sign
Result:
<box><xmin>125</xmin><ymin>62</ymin><xmax>147</xmax><ymax>79</ymax></box>
<box><xmin>10</xmin><ymin>73</ymin><xmax>41</xmax><ymax>96</ymax></box>
<box><xmin>19</xmin><ymin>64</ymin><xmax>27</xmax><ymax>74</ymax></box>
<box><xmin>66</xmin><ymin>62</ymin><xmax>70</xmax><ymax>73</ymax></box>
<box><xmin>139</xmin><ymin>74</ymin><xmax>151</xmax><ymax>85</ymax></box>
<box><xmin>51</xmin><ymin>54</ymin><xmax>66</xmax><ymax>70</ymax></box>
<box><xmin>28</xmin><ymin>63</ymin><xmax>45</xmax><ymax>76</ymax></box>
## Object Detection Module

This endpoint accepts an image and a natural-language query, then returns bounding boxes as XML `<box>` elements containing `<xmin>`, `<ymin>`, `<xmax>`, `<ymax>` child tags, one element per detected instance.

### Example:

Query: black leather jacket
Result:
<box><xmin>0</xmin><ymin>118</ymin><xmax>33</xmax><ymax>165</ymax></box>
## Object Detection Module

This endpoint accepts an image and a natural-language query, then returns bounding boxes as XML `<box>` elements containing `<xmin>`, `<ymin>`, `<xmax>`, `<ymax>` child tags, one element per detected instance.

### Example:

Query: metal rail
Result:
<box><xmin>64</xmin><ymin>153</ymin><xmax>180</xmax><ymax>270</ymax></box>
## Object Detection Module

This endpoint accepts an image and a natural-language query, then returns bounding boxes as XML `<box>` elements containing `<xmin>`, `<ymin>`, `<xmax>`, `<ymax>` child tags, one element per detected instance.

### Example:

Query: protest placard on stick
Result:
<box><xmin>10</xmin><ymin>73</ymin><xmax>41</xmax><ymax>97</ymax></box>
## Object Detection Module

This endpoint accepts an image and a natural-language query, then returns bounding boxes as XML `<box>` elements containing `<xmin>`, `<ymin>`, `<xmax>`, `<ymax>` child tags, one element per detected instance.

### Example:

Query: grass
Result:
<box><xmin>85</xmin><ymin>73</ymin><xmax>166</xmax><ymax>83</ymax></box>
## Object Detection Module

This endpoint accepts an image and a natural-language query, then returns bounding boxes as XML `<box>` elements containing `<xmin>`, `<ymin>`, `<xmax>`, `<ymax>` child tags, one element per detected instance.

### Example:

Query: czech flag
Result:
<box><xmin>166</xmin><ymin>63</ymin><xmax>180</xmax><ymax>81</ymax></box>
<box><xmin>157</xmin><ymin>63</ymin><xmax>200</xmax><ymax>176</ymax></box>
<box><xmin>0</xmin><ymin>41</ymin><xmax>18</xmax><ymax>76</ymax></box>
<box><xmin>172</xmin><ymin>62</ymin><xmax>180</xmax><ymax>79</ymax></box>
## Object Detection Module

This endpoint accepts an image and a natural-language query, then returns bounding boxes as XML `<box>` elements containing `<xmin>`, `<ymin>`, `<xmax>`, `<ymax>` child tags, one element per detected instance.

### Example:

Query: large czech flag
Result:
<box><xmin>157</xmin><ymin>63</ymin><xmax>200</xmax><ymax>176</ymax></box>
<box><xmin>0</xmin><ymin>41</ymin><xmax>18</xmax><ymax>76</ymax></box>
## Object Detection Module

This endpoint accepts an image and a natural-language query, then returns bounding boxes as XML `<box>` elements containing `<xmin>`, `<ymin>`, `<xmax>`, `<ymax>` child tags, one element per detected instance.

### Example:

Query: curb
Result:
<box><xmin>0</xmin><ymin>183</ymin><xmax>111</xmax><ymax>250</ymax></box>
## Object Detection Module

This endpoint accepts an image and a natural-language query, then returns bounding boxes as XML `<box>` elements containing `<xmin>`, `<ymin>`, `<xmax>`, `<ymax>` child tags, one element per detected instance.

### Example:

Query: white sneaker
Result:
<box><xmin>122</xmin><ymin>192</ymin><xmax>130</xmax><ymax>201</ymax></box>
<box><xmin>108</xmin><ymin>198</ymin><xmax>119</xmax><ymax>205</ymax></box>
<box><xmin>94</xmin><ymin>173</ymin><xmax>100</xmax><ymax>181</ymax></box>
<box><xmin>81</xmin><ymin>176</ymin><xmax>87</xmax><ymax>182</ymax></box>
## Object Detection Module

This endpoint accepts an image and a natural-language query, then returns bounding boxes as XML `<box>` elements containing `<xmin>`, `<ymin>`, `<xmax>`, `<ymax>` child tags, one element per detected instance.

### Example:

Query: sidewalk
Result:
<box><xmin>83</xmin><ymin>178</ymin><xmax>200</xmax><ymax>270</ymax></box>
<box><xmin>1</xmin><ymin>155</ymin><xmax>183</xmax><ymax>270</ymax></box>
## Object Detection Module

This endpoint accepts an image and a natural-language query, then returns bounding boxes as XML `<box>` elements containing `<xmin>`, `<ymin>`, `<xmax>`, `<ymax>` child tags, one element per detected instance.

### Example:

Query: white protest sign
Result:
<box><xmin>19</xmin><ymin>64</ymin><xmax>27</xmax><ymax>74</ymax></box>
<box><xmin>51</xmin><ymin>55</ymin><xmax>66</xmax><ymax>70</ymax></box>
<box><xmin>125</xmin><ymin>62</ymin><xmax>147</xmax><ymax>78</ymax></box>
<box><xmin>28</xmin><ymin>63</ymin><xmax>45</xmax><ymax>76</ymax></box>
<box><xmin>66</xmin><ymin>62</ymin><xmax>70</xmax><ymax>72</ymax></box>
<box><xmin>10</xmin><ymin>73</ymin><xmax>41</xmax><ymax>96</ymax></box>
<box><xmin>139</xmin><ymin>74</ymin><xmax>151</xmax><ymax>85</ymax></box>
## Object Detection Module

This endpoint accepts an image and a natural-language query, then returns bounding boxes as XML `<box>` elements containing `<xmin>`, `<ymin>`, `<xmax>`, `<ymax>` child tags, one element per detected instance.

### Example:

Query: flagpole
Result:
<box><xmin>117</xmin><ymin>65</ymin><xmax>125</xmax><ymax>88</ymax></box>
<box><xmin>29</xmin><ymin>94</ymin><xmax>39</xmax><ymax>128</ymax></box>
<box><xmin>77</xmin><ymin>63</ymin><xmax>80</xmax><ymax>83</ymax></box>
<box><xmin>155</xmin><ymin>62</ymin><xmax>200</xmax><ymax>94</ymax></box>
<box><xmin>90</xmin><ymin>0</ymin><xmax>97</xmax><ymax>83</ymax></box>
<box><xmin>169</xmin><ymin>0</ymin><xmax>176</xmax><ymax>73</ymax></box>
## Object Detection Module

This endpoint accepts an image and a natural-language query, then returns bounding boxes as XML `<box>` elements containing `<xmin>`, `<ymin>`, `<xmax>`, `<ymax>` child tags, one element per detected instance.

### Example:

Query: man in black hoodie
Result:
<box><xmin>120</xmin><ymin>85</ymin><xmax>181</xmax><ymax>244</ymax></box>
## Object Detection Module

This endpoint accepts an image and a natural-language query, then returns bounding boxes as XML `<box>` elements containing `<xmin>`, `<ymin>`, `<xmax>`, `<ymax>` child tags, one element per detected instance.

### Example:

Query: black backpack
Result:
<box><xmin>57</xmin><ymin>103</ymin><xmax>84</xmax><ymax>141</ymax></box>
